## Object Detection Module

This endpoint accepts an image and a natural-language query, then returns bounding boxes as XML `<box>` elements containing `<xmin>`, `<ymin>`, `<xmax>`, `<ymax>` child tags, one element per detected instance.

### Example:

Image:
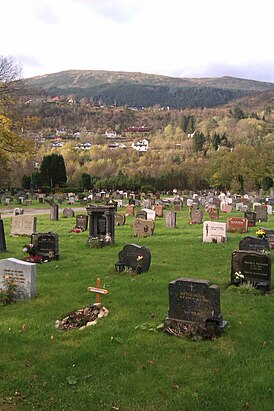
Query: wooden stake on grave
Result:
<box><xmin>88</xmin><ymin>277</ymin><xmax>108</xmax><ymax>304</ymax></box>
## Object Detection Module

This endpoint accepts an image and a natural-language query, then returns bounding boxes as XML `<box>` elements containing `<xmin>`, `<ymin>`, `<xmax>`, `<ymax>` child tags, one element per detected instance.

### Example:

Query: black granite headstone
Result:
<box><xmin>254</xmin><ymin>205</ymin><xmax>267</xmax><ymax>222</ymax></box>
<box><xmin>231</xmin><ymin>250</ymin><xmax>271</xmax><ymax>293</ymax></box>
<box><xmin>239</xmin><ymin>236</ymin><xmax>270</xmax><ymax>252</ymax></box>
<box><xmin>166</xmin><ymin>278</ymin><xmax>227</xmax><ymax>335</ymax></box>
<box><xmin>75</xmin><ymin>214</ymin><xmax>88</xmax><ymax>231</ymax></box>
<box><xmin>31</xmin><ymin>232</ymin><xmax>59</xmax><ymax>260</ymax></box>
<box><xmin>0</xmin><ymin>219</ymin><xmax>7</xmax><ymax>252</ymax></box>
<box><xmin>115</xmin><ymin>243</ymin><xmax>151</xmax><ymax>274</ymax></box>
<box><xmin>260</xmin><ymin>228</ymin><xmax>274</xmax><ymax>250</ymax></box>
<box><xmin>244</xmin><ymin>211</ymin><xmax>256</xmax><ymax>227</ymax></box>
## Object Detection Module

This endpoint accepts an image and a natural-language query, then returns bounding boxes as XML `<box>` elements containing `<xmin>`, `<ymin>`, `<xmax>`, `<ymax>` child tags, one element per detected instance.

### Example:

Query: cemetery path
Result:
<box><xmin>0</xmin><ymin>207</ymin><xmax>87</xmax><ymax>219</ymax></box>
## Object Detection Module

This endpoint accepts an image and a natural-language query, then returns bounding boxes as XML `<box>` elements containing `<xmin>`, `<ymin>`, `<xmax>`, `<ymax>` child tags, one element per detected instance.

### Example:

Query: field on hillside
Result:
<box><xmin>0</xmin><ymin>205</ymin><xmax>273</xmax><ymax>411</ymax></box>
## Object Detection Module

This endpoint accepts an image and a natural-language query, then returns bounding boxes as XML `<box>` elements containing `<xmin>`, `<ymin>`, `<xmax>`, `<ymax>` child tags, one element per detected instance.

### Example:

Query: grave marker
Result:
<box><xmin>31</xmin><ymin>232</ymin><xmax>59</xmax><ymax>260</ymax></box>
<box><xmin>254</xmin><ymin>205</ymin><xmax>267</xmax><ymax>222</ymax></box>
<box><xmin>190</xmin><ymin>209</ymin><xmax>203</xmax><ymax>224</ymax></box>
<box><xmin>244</xmin><ymin>211</ymin><xmax>256</xmax><ymax>227</ymax></box>
<box><xmin>260</xmin><ymin>228</ymin><xmax>274</xmax><ymax>249</ymax></box>
<box><xmin>133</xmin><ymin>218</ymin><xmax>155</xmax><ymax>237</ymax></box>
<box><xmin>227</xmin><ymin>217</ymin><xmax>248</xmax><ymax>233</ymax></box>
<box><xmin>0</xmin><ymin>258</ymin><xmax>36</xmax><ymax>300</ymax></box>
<box><xmin>63</xmin><ymin>208</ymin><xmax>75</xmax><ymax>218</ymax></box>
<box><xmin>0</xmin><ymin>219</ymin><xmax>7</xmax><ymax>252</ymax></box>
<box><xmin>231</xmin><ymin>250</ymin><xmax>271</xmax><ymax>293</ymax></box>
<box><xmin>75</xmin><ymin>214</ymin><xmax>88</xmax><ymax>231</ymax></box>
<box><xmin>166</xmin><ymin>211</ymin><xmax>176</xmax><ymax>229</ymax></box>
<box><xmin>239</xmin><ymin>236</ymin><xmax>270</xmax><ymax>252</ymax></box>
<box><xmin>203</xmin><ymin>221</ymin><xmax>227</xmax><ymax>243</ymax></box>
<box><xmin>50</xmin><ymin>204</ymin><xmax>59</xmax><ymax>221</ymax></box>
<box><xmin>115</xmin><ymin>243</ymin><xmax>151</xmax><ymax>274</ymax></box>
<box><xmin>114</xmin><ymin>213</ymin><xmax>126</xmax><ymax>226</ymax></box>
<box><xmin>166</xmin><ymin>278</ymin><xmax>227</xmax><ymax>336</ymax></box>
<box><xmin>11</xmin><ymin>215</ymin><xmax>37</xmax><ymax>236</ymax></box>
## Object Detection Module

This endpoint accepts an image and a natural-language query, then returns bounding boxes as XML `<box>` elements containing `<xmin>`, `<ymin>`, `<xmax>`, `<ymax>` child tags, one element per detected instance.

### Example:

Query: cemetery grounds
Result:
<box><xmin>0</xmin><ymin>202</ymin><xmax>273</xmax><ymax>411</ymax></box>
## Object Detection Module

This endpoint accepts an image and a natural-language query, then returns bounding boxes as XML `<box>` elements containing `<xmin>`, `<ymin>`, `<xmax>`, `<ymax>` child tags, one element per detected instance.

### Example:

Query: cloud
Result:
<box><xmin>82</xmin><ymin>0</ymin><xmax>145</xmax><ymax>23</ymax></box>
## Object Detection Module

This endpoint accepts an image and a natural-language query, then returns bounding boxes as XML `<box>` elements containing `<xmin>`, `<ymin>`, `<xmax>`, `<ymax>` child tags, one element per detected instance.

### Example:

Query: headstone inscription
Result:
<box><xmin>133</xmin><ymin>218</ymin><xmax>155</xmax><ymax>237</ymax></box>
<box><xmin>76</xmin><ymin>214</ymin><xmax>88</xmax><ymax>231</ymax></box>
<box><xmin>50</xmin><ymin>204</ymin><xmax>59</xmax><ymax>221</ymax></box>
<box><xmin>166</xmin><ymin>278</ymin><xmax>227</xmax><ymax>336</ymax></box>
<box><xmin>86</xmin><ymin>205</ymin><xmax>115</xmax><ymax>246</ymax></box>
<box><xmin>166</xmin><ymin>211</ymin><xmax>176</xmax><ymax>229</ymax></box>
<box><xmin>63</xmin><ymin>208</ymin><xmax>75</xmax><ymax>218</ymax></box>
<box><xmin>0</xmin><ymin>219</ymin><xmax>7</xmax><ymax>252</ymax></box>
<box><xmin>254</xmin><ymin>205</ymin><xmax>267</xmax><ymax>222</ymax></box>
<box><xmin>190</xmin><ymin>209</ymin><xmax>203</xmax><ymax>224</ymax></box>
<box><xmin>31</xmin><ymin>232</ymin><xmax>59</xmax><ymax>260</ymax></box>
<box><xmin>203</xmin><ymin>221</ymin><xmax>227</xmax><ymax>243</ymax></box>
<box><xmin>239</xmin><ymin>236</ymin><xmax>270</xmax><ymax>253</ymax></box>
<box><xmin>227</xmin><ymin>217</ymin><xmax>248</xmax><ymax>233</ymax></box>
<box><xmin>11</xmin><ymin>215</ymin><xmax>37</xmax><ymax>236</ymax></box>
<box><xmin>260</xmin><ymin>228</ymin><xmax>274</xmax><ymax>249</ymax></box>
<box><xmin>0</xmin><ymin>258</ymin><xmax>36</xmax><ymax>300</ymax></box>
<box><xmin>114</xmin><ymin>213</ymin><xmax>126</xmax><ymax>226</ymax></box>
<box><xmin>231</xmin><ymin>250</ymin><xmax>271</xmax><ymax>293</ymax></box>
<box><xmin>244</xmin><ymin>211</ymin><xmax>256</xmax><ymax>227</ymax></box>
<box><xmin>115</xmin><ymin>243</ymin><xmax>151</xmax><ymax>274</ymax></box>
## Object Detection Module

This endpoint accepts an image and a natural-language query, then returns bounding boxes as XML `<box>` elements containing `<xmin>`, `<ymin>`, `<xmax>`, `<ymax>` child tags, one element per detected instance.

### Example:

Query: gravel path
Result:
<box><xmin>0</xmin><ymin>207</ymin><xmax>87</xmax><ymax>219</ymax></box>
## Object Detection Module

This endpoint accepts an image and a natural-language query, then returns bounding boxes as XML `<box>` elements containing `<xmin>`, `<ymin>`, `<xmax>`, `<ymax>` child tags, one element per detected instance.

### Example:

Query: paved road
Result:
<box><xmin>0</xmin><ymin>207</ymin><xmax>87</xmax><ymax>219</ymax></box>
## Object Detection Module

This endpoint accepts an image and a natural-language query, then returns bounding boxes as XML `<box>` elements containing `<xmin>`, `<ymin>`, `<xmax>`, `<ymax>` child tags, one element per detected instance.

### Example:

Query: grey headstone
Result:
<box><xmin>0</xmin><ymin>258</ymin><xmax>36</xmax><ymax>300</ymax></box>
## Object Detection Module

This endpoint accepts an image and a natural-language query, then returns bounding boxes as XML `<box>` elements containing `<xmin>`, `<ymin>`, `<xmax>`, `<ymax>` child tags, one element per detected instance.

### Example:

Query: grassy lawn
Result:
<box><xmin>0</xmin><ymin>203</ymin><xmax>273</xmax><ymax>411</ymax></box>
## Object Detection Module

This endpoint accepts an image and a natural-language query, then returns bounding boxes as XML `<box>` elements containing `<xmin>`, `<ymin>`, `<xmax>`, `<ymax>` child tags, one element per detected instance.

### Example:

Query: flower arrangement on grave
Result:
<box><xmin>23</xmin><ymin>244</ymin><xmax>44</xmax><ymax>263</ymax></box>
<box><xmin>234</xmin><ymin>271</ymin><xmax>244</xmax><ymax>281</ymax></box>
<box><xmin>68</xmin><ymin>226</ymin><xmax>85</xmax><ymax>233</ymax></box>
<box><xmin>136</xmin><ymin>255</ymin><xmax>144</xmax><ymax>273</ymax></box>
<box><xmin>256</xmin><ymin>229</ymin><xmax>266</xmax><ymax>238</ymax></box>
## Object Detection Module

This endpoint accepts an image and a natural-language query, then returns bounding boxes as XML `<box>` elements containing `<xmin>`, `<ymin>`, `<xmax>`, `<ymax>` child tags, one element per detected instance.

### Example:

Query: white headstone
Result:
<box><xmin>203</xmin><ymin>221</ymin><xmax>227</xmax><ymax>243</ymax></box>
<box><xmin>142</xmin><ymin>208</ymin><xmax>156</xmax><ymax>221</ymax></box>
<box><xmin>0</xmin><ymin>258</ymin><xmax>36</xmax><ymax>299</ymax></box>
<box><xmin>267</xmin><ymin>205</ymin><xmax>273</xmax><ymax>215</ymax></box>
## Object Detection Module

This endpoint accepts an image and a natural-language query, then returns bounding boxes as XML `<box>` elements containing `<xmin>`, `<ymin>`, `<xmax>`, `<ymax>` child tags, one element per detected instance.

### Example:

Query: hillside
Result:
<box><xmin>23</xmin><ymin>70</ymin><xmax>274</xmax><ymax>109</ymax></box>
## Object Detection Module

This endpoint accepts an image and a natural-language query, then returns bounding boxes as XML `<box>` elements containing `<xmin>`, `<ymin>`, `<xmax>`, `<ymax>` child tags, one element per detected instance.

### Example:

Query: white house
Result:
<box><xmin>132</xmin><ymin>139</ymin><xmax>149</xmax><ymax>152</ymax></box>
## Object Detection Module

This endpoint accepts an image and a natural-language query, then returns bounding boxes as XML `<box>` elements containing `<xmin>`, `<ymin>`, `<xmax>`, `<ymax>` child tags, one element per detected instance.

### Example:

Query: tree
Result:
<box><xmin>81</xmin><ymin>173</ymin><xmax>92</xmax><ymax>189</ymax></box>
<box><xmin>40</xmin><ymin>154</ymin><xmax>67</xmax><ymax>187</ymax></box>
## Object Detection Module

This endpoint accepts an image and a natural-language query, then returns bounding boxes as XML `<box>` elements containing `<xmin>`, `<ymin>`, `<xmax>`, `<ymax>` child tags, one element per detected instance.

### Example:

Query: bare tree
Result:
<box><xmin>0</xmin><ymin>55</ymin><xmax>22</xmax><ymax>97</ymax></box>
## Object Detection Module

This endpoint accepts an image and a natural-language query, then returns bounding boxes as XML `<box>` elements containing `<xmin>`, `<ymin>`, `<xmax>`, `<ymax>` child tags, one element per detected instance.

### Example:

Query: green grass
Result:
<box><xmin>0</xmin><ymin>205</ymin><xmax>273</xmax><ymax>411</ymax></box>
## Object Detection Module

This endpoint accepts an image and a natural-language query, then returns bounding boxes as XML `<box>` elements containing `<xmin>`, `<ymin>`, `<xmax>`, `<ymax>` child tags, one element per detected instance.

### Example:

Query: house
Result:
<box><xmin>105</xmin><ymin>130</ymin><xmax>117</xmax><ymax>139</ymax></box>
<box><xmin>125</xmin><ymin>126</ymin><xmax>152</xmax><ymax>133</ymax></box>
<box><xmin>132</xmin><ymin>139</ymin><xmax>149</xmax><ymax>152</ymax></box>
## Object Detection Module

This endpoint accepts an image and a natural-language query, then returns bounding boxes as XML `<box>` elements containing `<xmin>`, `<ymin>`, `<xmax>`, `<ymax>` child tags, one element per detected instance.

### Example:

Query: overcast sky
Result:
<box><xmin>2</xmin><ymin>0</ymin><xmax>274</xmax><ymax>82</ymax></box>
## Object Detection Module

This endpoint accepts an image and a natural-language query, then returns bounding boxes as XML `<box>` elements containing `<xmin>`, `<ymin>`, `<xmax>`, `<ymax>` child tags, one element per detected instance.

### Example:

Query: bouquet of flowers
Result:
<box><xmin>23</xmin><ymin>244</ymin><xmax>44</xmax><ymax>263</ymax></box>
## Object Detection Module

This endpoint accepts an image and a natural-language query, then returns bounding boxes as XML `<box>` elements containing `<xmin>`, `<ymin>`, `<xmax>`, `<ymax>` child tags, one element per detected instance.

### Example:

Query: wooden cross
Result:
<box><xmin>88</xmin><ymin>277</ymin><xmax>108</xmax><ymax>304</ymax></box>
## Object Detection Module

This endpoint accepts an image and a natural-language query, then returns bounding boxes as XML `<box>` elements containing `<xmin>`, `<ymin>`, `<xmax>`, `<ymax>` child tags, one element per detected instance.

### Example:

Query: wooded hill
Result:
<box><xmin>23</xmin><ymin>70</ymin><xmax>274</xmax><ymax>109</ymax></box>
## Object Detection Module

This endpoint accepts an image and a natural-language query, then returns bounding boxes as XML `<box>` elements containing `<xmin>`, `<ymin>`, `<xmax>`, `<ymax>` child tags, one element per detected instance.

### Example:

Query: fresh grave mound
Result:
<box><xmin>55</xmin><ymin>303</ymin><xmax>108</xmax><ymax>331</ymax></box>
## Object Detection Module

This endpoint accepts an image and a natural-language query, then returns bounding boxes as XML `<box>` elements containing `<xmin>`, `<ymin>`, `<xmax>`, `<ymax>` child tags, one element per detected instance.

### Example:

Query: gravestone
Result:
<box><xmin>203</xmin><ymin>221</ymin><xmax>226</xmax><ymax>243</ymax></box>
<box><xmin>11</xmin><ymin>215</ymin><xmax>37</xmax><ymax>236</ymax></box>
<box><xmin>260</xmin><ymin>228</ymin><xmax>274</xmax><ymax>249</ymax></box>
<box><xmin>86</xmin><ymin>205</ymin><xmax>115</xmax><ymax>246</ymax></box>
<box><xmin>133</xmin><ymin>218</ymin><xmax>155</xmax><ymax>237</ymax></box>
<box><xmin>166</xmin><ymin>211</ymin><xmax>176</xmax><ymax>229</ymax></box>
<box><xmin>68</xmin><ymin>196</ymin><xmax>75</xmax><ymax>205</ymax></box>
<box><xmin>136</xmin><ymin>210</ymin><xmax>147</xmax><ymax>220</ymax></box>
<box><xmin>31</xmin><ymin>232</ymin><xmax>59</xmax><ymax>260</ymax></box>
<box><xmin>190</xmin><ymin>209</ymin><xmax>203</xmax><ymax>224</ymax></box>
<box><xmin>166</xmin><ymin>278</ymin><xmax>227</xmax><ymax>336</ymax></box>
<box><xmin>76</xmin><ymin>214</ymin><xmax>88</xmax><ymax>231</ymax></box>
<box><xmin>143</xmin><ymin>208</ymin><xmax>156</xmax><ymax>221</ymax></box>
<box><xmin>227</xmin><ymin>217</ymin><xmax>248</xmax><ymax>233</ymax></box>
<box><xmin>174</xmin><ymin>202</ymin><xmax>182</xmax><ymax>211</ymax></box>
<box><xmin>50</xmin><ymin>204</ymin><xmax>59</xmax><ymax>221</ymax></box>
<box><xmin>254</xmin><ymin>205</ymin><xmax>267</xmax><ymax>222</ymax></box>
<box><xmin>114</xmin><ymin>213</ymin><xmax>126</xmax><ymax>226</ymax></box>
<box><xmin>115</xmin><ymin>243</ymin><xmax>151</xmax><ymax>274</ymax></box>
<box><xmin>221</xmin><ymin>203</ymin><xmax>232</xmax><ymax>213</ymax></box>
<box><xmin>14</xmin><ymin>207</ymin><xmax>24</xmax><ymax>216</ymax></box>
<box><xmin>239</xmin><ymin>236</ymin><xmax>270</xmax><ymax>253</ymax></box>
<box><xmin>0</xmin><ymin>219</ymin><xmax>7</xmax><ymax>252</ymax></box>
<box><xmin>244</xmin><ymin>211</ymin><xmax>256</xmax><ymax>227</ymax></box>
<box><xmin>231</xmin><ymin>250</ymin><xmax>271</xmax><ymax>293</ymax></box>
<box><xmin>0</xmin><ymin>258</ymin><xmax>36</xmax><ymax>300</ymax></box>
<box><xmin>125</xmin><ymin>204</ymin><xmax>135</xmax><ymax>216</ymax></box>
<box><xmin>154</xmin><ymin>205</ymin><xmax>163</xmax><ymax>217</ymax></box>
<box><xmin>63</xmin><ymin>208</ymin><xmax>75</xmax><ymax>218</ymax></box>
<box><xmin>142</xmin><ymin>199</ymin><xmax>151</xmax><ymax>208</ymax></box>
<box><xmin>267</xmin><ymin>205</ymin><xmax>273</xmax><ymax>215</ymax></box>
<box><xmin>208</xmin><ymin>207</ymin><xmax>219</xmax><ymax>220</ymax></box>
